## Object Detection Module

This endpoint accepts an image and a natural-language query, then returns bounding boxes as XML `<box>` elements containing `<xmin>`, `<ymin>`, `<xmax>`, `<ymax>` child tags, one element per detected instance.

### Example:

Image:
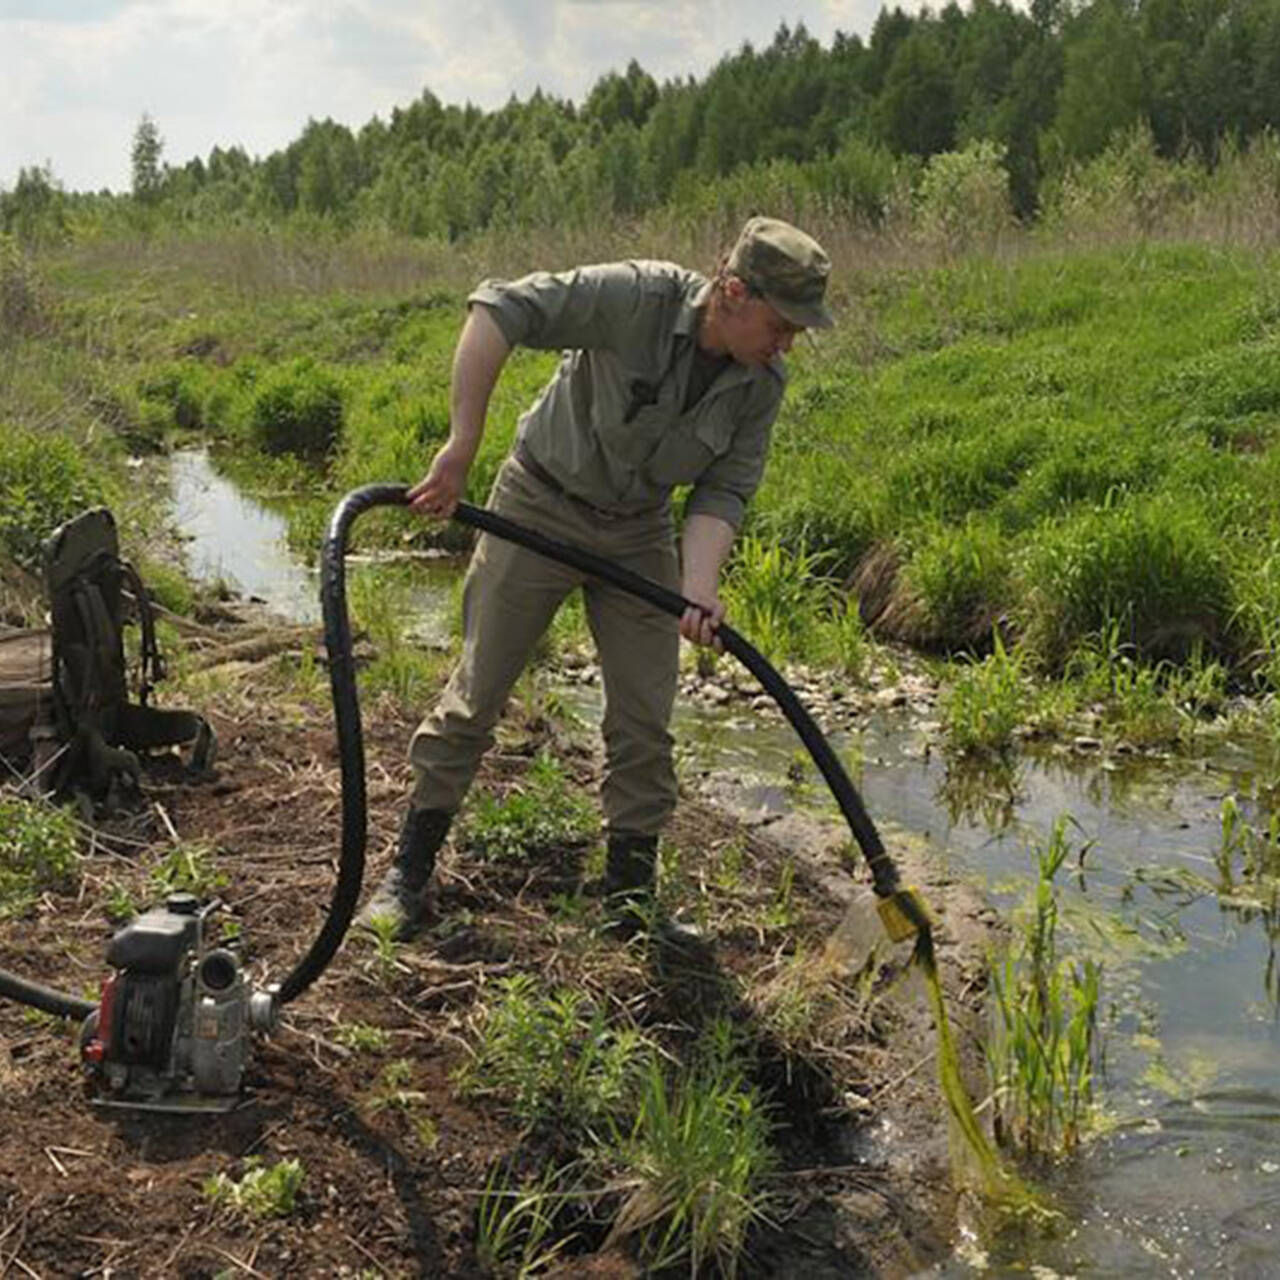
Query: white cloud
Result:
<box><xmin>1</xmin><ymin>0</ymin><xmax>890</xmax><ymax>192</ymax></box>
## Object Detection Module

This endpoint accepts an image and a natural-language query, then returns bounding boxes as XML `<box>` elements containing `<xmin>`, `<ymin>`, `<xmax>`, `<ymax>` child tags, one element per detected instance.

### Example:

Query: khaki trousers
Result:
<box><xmin>409</xmin><ymin>455</ymin><xmax>680</xmax><ymax>836</ymax></box>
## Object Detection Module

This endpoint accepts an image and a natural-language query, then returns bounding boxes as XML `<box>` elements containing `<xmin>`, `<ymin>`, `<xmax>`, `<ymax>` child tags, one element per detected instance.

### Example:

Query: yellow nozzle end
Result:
<box><xmin>876</xmin><ymin>887</ymin><xmax>930</xmax><ymax>943</ymax></box>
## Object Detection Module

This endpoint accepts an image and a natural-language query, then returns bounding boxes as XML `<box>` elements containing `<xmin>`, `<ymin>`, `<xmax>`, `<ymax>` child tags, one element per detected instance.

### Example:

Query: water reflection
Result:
<box><xmin>170</xmin><ymin>448</ymin><xmax>320</xmax><ymax>621</ymax></box>
<box><xmin>937</xmin><ymin>755</ymin><xmax>1025</xmax><ymax>832</ymax></box>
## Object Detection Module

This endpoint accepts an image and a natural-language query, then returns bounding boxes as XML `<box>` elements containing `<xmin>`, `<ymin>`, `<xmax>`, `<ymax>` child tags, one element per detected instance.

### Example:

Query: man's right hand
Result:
<box><xmin>407</xmin><ymin>439</ymin><xmax>473</xmax><ymax>519</ymax></box>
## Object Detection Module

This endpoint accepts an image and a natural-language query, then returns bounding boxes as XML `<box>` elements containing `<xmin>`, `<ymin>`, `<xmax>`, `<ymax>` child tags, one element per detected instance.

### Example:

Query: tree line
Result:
<box><xmin>7</xmin><ymin>0</ymin><xmax>1280</xmax><ymax>244</ymax></box>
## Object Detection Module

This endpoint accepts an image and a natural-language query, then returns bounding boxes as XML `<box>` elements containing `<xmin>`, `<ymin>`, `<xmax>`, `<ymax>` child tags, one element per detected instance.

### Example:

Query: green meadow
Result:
<box><xmin>5</xmin><ymin>137</ymin><xmax>1280</xmax><ymax>759</ymax></box>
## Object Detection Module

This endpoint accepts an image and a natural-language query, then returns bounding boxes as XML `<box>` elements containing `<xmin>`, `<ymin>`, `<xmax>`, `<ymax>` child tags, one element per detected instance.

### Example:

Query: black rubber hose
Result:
<box><xmin>276</xmin><ymin>483</ymin><xmax>409</xmax><ymax>1005</ymax></box>
<box><xmin>282</xmin><ymin>480</ymin><xmax>896</xmax><ymax>1013</ymax></box>
<box><xmin>452</xmin><ymin>499</ymin><xmax>901</xmax><ymax>896</ymax></box>
<box><xmin>0</xmin><ymin>967</ymin><xmax>96</xmax><ymax>1021</ymax></box>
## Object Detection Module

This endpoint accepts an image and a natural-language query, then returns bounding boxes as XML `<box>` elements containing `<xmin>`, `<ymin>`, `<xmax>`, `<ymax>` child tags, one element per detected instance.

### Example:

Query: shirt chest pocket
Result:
<box><xmin>644</xmin><ymin>410</ymin><xmax>735</xmax><ymax>486</ymax></box>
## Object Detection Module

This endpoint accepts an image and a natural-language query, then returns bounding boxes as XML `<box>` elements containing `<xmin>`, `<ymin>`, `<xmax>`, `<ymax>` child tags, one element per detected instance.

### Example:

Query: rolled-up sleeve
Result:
<box><xmin>468</xmin><ymin>263</ymin><xmax>647</xmax><ymax>352</ymax></box>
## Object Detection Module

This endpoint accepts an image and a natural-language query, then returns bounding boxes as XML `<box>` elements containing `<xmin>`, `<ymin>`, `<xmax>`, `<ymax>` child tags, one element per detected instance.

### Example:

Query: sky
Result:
<box><xmin>1</xmin><ymin>0</ymin><xmax>897</xmax><ymax>194</ymax></box>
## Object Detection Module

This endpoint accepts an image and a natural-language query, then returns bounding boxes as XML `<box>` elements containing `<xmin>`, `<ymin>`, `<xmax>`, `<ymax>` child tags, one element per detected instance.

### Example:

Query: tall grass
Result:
<box><xmin>1019</xmin><ymin>492</ymin><xmax>1231</xmax><ymax>669</ymax></box>
<box><xmin>722</xmin><ymin>535</ymin><xmax>868</xmax><ymax>676</ymax></box>
<box><xmin>987</xmin><ymin>817</ymin><xmax>1102</xmax><ymax>1159</ymax></box>
<box><xmin>606</xmin><ymin>1020</ymin><xmax>774</xmax><ymax>1276</ymax></box>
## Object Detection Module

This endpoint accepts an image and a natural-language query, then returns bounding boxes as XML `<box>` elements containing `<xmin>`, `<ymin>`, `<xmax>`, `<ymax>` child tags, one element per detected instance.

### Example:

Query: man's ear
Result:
<box><xmin>722</xmin><ymin>274</ymin><xmax>750</xmax><ymax>305</ymax></box>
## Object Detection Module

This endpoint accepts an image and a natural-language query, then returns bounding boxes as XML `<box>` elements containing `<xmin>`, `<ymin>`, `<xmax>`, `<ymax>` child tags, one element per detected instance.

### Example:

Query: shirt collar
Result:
<box><xmin>676</xmin><ymin>274</ymin><xmax>786</xmax><ymax>391</ymax></box>
<box><xmin>676</xmin><ymin>275</ymin><xmax>712</xmax><ymax>340</ymax></box>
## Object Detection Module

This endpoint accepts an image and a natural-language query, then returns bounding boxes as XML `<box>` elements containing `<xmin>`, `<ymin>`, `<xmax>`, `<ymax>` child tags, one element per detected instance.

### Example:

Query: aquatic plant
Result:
<box><xmin>941</xmin><ymin>631</ymin><xmax>1028</xmax><ymax>756</ymax></box>
<box><xmin>987</xmin><ymin>816</ymin><xmax>1102</xmax><ymax>1159</ymax></box>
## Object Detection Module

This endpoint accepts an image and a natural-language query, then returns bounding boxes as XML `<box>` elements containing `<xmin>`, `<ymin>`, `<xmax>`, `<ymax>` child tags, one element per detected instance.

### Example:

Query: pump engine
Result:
<box><xmin>80</xmin><ymin>893</ymin><xmax>277</xmax><ymax>1111</ymax></box>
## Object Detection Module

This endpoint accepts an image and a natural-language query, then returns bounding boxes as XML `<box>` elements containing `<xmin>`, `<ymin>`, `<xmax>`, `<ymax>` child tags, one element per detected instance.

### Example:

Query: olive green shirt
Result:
<box><xmin>469</xmin><ymin>260</ymin><xmax>786</xmax><ymax>530</ymax></box>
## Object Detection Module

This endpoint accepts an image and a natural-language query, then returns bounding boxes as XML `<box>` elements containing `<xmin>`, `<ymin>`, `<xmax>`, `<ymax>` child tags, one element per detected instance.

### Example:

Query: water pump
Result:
<box><xmin>79</xmin><ymin>893</ymin><xmax>277</xmax><ymax>1112</ymax></box>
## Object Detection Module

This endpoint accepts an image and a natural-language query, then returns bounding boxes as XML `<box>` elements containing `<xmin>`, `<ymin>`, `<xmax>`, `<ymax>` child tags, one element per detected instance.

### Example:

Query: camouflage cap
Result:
<box><xmin>726</xmin><ymin>215</ymin><xmax>833</xmax><ymax>330</ymax></box>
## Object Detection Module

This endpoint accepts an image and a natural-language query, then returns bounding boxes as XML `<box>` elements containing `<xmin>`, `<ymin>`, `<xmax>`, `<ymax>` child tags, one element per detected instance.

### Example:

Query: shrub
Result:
<box><xmin>248</xmin><ymin>359</ymin><xmax>343</xmax><ymax>458</ymax></box>
<box><xmin>0</xmin><ymin>429</ymin><xmax>99</xmax><ymax>565</ymax></box>
<box><xmin>916</xmin><ymin>140</ymin><xmax>1012</xmax><ymax>254</ymax></box>
<box><xmin>1041</xmin><ymin>124</ymin><xmax>1201</xmax><ymax>240</ymax></box>
<box><xmin>138</xmin><ymin>361</ymin><xmax>208</xmax><ymax>432</ymax></box>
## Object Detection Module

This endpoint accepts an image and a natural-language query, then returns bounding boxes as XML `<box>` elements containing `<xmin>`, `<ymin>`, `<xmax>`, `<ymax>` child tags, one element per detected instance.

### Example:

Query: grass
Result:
<box><xmin>10</xmin><ymin>188</ymin><xmax>1280</xmax><ymax>756</ymax></box>
<box><xmin>203</xmin><ymin>1158</ymin><xmax>305</xmax><ymax>1220</ymax></box>
<box><xmin>458</xmin><ymin>753</ymin><xmax>599</xmax><ymax>862</ymax></box>
<box><xmin>986</xmin><ymin>816</ymin><xmax>1103</xmax><ymax>1160</ymax></box>
<box><xmin>606</xmin><ymin>1020</ymin><xmax>775</xmax><ymax>1277</ymax></box>
<box><xmin>457</xmin><ymin>979</ymin><xmax>782</xmax><ymax>1272</ymax></box>
<box><xmin>0</xmin><ymin>794</ymin><xmax>79</xmax><ymax>915</ymax></box>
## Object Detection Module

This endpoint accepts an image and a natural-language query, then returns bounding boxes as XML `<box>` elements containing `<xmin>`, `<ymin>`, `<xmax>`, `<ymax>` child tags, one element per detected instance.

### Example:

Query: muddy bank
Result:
<box><xmin>0</xmin><ymin>633</ymin><xmax>997</xmax><ymax>1277</ymax></box>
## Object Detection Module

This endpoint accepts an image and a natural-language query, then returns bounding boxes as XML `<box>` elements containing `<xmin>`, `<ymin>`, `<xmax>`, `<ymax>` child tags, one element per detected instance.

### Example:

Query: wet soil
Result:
<box><xmin>0</xmin><ymin>645</ymin><xmax>997</xmax><ymax>1278</ymax></box>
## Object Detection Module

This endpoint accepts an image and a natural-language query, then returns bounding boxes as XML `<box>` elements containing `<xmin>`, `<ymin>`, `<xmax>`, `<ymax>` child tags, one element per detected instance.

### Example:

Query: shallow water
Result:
<box><xmin>169</xmin><ymin>448</ymin><xmax>1280</xmax><ymax>1276</ymax></box>
<box><xmin>169</xmin><ymin>449</ymin><xmax>456</xmax><ymax>646</ymax></box>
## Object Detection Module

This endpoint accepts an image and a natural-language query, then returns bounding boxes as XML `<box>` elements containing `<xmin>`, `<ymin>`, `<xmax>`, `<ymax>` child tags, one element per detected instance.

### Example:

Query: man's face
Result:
<box><xmin>722</xmin><ymin>282</ymin><xmax>804</xmax><ymax>366</ymax></box>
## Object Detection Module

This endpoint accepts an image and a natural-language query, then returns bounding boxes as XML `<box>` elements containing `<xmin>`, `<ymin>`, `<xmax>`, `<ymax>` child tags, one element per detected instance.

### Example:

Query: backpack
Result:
<box><xmin>31</xmin><ymin>507</ymin><xmax>215</xmax><ymax>802</ymax></box>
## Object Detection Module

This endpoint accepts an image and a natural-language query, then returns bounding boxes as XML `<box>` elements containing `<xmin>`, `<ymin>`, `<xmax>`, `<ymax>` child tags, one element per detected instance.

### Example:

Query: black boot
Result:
<box><xmin>602</xmin><ymin>831</ymin><xmax>701</xmax><ymax>946</ymax></box>
<box><xmin>357</xmin><ymin>807</ymin><xmax>452</xmax><ymax>941</ymax></box>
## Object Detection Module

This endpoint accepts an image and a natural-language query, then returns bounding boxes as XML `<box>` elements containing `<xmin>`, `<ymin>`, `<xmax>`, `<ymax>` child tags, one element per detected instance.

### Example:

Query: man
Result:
<box><xmin>359</xmin><ymin>215</ymin><xmax>833</xmax><ymax>940</ymax></box>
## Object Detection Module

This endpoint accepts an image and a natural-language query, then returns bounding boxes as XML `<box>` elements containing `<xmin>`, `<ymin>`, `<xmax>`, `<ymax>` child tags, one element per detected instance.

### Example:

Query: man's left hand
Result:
<box><xmin>680</xmin><ymin>598</ymin><xmax>725</xmax><ymax>651</ymax></box>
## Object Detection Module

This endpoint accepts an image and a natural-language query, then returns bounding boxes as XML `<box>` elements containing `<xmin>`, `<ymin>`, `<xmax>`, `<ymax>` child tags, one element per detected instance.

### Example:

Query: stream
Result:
<box><xmin>171</xmin><ymin>448</ymin><xmax>1280</xmax><ymax>1276</ymax></box>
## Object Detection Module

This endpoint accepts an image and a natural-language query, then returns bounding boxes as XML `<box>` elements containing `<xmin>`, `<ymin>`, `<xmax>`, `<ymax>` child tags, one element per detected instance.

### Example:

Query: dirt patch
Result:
<box><xmin>0</xmin><ymin>654</ymin><xmax>998</xmax><ymax>1277</ymax></box>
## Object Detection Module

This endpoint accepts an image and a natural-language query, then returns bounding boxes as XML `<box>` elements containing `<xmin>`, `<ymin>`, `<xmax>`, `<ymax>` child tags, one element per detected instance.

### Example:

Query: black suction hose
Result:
<box><xmin>279</xmin><ymin>482</ymin><xmax>899</xmax><ymax>1016</ymax></box>
<box><xmin>0</xmin><ymin>968</ymin><xmax>95</xmax><ymax>1021</ymax></box>
<box><xmin>276</xmin><ymin>483</ymin><xmax>409</xmax><ymax>1005</ymax></box>
<box><xmin>453</xmin><ymin>498</ymin><xmax>903</xmax><ymax>898</ymax></box>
